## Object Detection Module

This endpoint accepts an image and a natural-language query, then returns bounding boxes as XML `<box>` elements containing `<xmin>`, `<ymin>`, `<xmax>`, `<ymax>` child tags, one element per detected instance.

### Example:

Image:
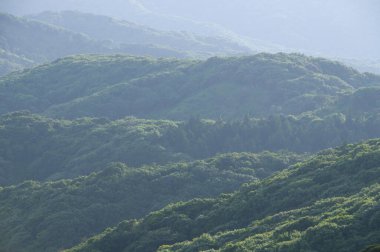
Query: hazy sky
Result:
<box><xmin>1</xmin><ymin>0</ymin><xmax>379</xmax><ymax>59</ymax></box>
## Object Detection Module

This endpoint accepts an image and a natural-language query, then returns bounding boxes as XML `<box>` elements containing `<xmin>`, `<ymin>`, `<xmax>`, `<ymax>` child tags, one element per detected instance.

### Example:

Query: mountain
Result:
<box><xmin>138</xmin><ymin>0</ymin><xmax>380</xmax><ymax>59</ymax></box>
<box><xmin>0</xmin><ymin>0</ymin><xmax>240</xmax><ymax>38</ymax></box>
<box><xmin>0</xmin><ymin>12</ymin><xmax>253</xmax><ymax>77</ymax></box>
<box><xmin>0</xmin><ymin>48</ymin><xmax>34</xmax><ymax>76</ymax></box>
<box><xmin>2</xmin><ymin>108</ymin><xmax>380</xmax><ymax>186</ymax></box>
<box><xmin>27</xmin><ymin>11</ymin><xmax>252</xmax><ymax>56</ymax></box>
<box><xmin>0</xmin><ymin>2</ymin><xmax>378</xmax><ymax>252</ymax></box>
<box><xmin>1</xmin><ymin>0</ymin><xmax>378</xmax><ymax>59</ymax></box>
<box><xmin>1</xmin><ymin>53</ymin><xmax>379</xmax><ymax>120</ymax></box>
<box><xmin>339</xmin><ymin>58</ymin><xmax>380</xmax><ymax>75</ymax></box>
<box><xmin>0</xmin><ymin>112</ymin><xmax>185</xmax><ymax>185</ymax></box>
<box><xmin>0</xmin><ymin>13</ymin><xmax>109</xmax><ymax>75</ymax></box>
<box><xmin>0</xmin><ymin>152</ymin><xmax>302</xmax><ymax>252</ymax></box>
<box><xmin>0</xmin><ymin>13</ymin><xmax>111</xmax><ymax>62</ymax></box>
<box><xmin>66</xmin><ymin>139</ymin><xmax>380</xmax><ymax>252</ymax></box>
<box><xmin>0</xmin><ymin>13</ymin><xmax>186</xmax><ymax>76</ymax></box>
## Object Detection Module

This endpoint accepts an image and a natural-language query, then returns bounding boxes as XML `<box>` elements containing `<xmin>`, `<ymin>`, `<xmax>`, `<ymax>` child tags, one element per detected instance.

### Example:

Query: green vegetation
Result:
<box><xmin>3</xmin><ymin>108</ymin><xmax>380</xmax><ymax>185</ymax></box>
<box><xmin>0</xmin><ymin>111</ymin><xmax>183</xmax><ymax>185</ymax></box>
<box><xmin>1</xmin><ymin>51</ymin><xmax>379</xmax><ymax>252</ymax></box>
<box><xmin>66</xmin><ymin>139</ymin><xmax>380</xmax><ymax>252</ymax></box>
<box><xmin>0</xmin><ymin>151</ymin><xmax>301</xmax><ymax>252</ymax></box>
<box><xmin>0</xmin><ymin>54</ymin><xmax>192</xmax><ymax>116</ymax></box>
<box><xmin>1</xmin><ymin>53</ymin><xmax>379</xmax><ymax>119</ymax></box>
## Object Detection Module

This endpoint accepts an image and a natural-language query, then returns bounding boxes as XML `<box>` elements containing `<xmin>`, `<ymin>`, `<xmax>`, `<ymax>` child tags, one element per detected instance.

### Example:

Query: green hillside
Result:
<box><xmin>318</xmin><ymin>86</ymin><xmax>380</xmax><ymax>116</ymax></box>
<box><xmin>0</xmin><ymin>55</ymin><xmax>192</xmax><ymax>116</ymax></box>
<box><xmin>0</xmin><ymin>152</ymin><xmax>300</xmax><ymax>252</ymax></box>
<box><xmin>2</xmin><ymin>109</ymin><xmax>380</xmax><ymax>186</ymax></box>
<box><xmin>0</xmin><ymin>2</ymin><xmax>378</xmax><ymax>251</ymax></box>
<box><xmin>66</xmin><ymin>139</ymin><xmax>380</xmax><ymax>252</ymax></box>
<box><xmin>0</xmin><ymin>112</ymin><xmax>183</xmax><ymax>185</ymax></box>
<box><xmin>1</xmin><ymin>52</ymin><xmax>380</xmax><ymax>252</ymax></box>
<box><xmin>1</xmin><ymin>53</ymin><xmax>379</xmax><ymax>120</ymax></box>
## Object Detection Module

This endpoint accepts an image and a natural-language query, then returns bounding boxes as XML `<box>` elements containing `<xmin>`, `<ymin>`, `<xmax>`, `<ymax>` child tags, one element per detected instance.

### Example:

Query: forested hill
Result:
<box><xmin>2</xmin><ymin>110</ymin><xmax>380</xmax><ymax>186</ymax></box>
<box><xmin>0</xmin><ymin>13</ymin><xmax>186</xmax><ymax>76</ymax></box>
<box><xmin>66</xmin><ymin>139</ymin><xmax>380</xmax><ymax>252</ymax></box>
<box><xmin>0</xmin><ymin>152</ymin><xmax>302</xmax><ymax>252</ymax></box>
<box><xmin>1</xmin><ymin>53</ymin><xmax>379</xmax><ymax>120</ymax></box>
<box><xmin>0</xmin><ymin>12</ymin><xmax>252</xmax><ymax>76</ymax></box>
<box><xmin>1</xmin><ymin>2</ymin><xmax>379</xmax><ymax>252</ymax></box>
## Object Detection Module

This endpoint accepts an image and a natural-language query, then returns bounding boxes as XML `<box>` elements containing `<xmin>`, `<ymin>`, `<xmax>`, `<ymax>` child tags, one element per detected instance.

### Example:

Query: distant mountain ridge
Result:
<box><xmin>1</xmin><ymin>53</ymin><xmax>379</xmax><ymax>120</ymax></box>
<box><xmin>27</xmin><ymin>11</ymin><xmax>251</xmax><ymax>55</ymax></box>
<box><xmin>0</xmin><ymin>12</ymin><xmax>252</xmax><ymax>76</ymax></box>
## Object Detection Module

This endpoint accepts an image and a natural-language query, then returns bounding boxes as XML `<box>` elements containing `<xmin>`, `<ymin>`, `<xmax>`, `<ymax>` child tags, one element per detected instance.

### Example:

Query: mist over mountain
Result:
<box><xmin>142</xmin><ymin>0</ymin><xmax>380</xmax><ymax>59</ymax></box>
<box><xmin>0</xmin><ymin>1</ymin><xmax>379</xmax><ymax>252</ymax></box>
<box><xmin>1</xmin><ymin>0</ymin><xmax>379</xmax><ymax>59</ymax></box>
<box><xmin>0</xmin><ymin>12</ymin><xmax>252</xmax><ymax>76</ymax></box>
<box><xmin>27</xmin><ymin>11</ymin><xmax>251</xmax><ymax>55</ymax></box>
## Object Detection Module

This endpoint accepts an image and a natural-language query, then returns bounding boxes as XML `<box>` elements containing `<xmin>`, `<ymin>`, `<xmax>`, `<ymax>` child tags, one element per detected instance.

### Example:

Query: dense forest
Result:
<box><xmin>0</xmin><ymin>53</ymin><xmax>380</xmax><ymax>251</ymax></box>
<box><xmin>0</xmin><ymin>152</ymin><xmax>303</xmax><ymax>251</ymax></box>
<box><xmin>65</xmin><ymin>139</ymin><xmax>380</xmax><ymax>252</ymax></box>
<box><xmin>1</xmin><ymin>4</ymin><xmax>380</xmax><ymax>251</ymax></box>
<box><xmin>1</xmin><ymin>53</ymin><xmax>379</xmax><ymax>119</ymax></box>
<box><xmin>2</xmin><ymin>107</ymin><xmax>380</xmax><ymax>186</ymax></box>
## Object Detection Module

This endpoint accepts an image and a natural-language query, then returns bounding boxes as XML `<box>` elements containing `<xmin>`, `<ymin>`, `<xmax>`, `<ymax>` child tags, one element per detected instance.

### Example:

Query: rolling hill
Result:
<box><xmin>0</xmin><ymin>3</ymin><xmax>378</xmax><ymax>252</ymax></box>
<box><xmin>2</xmin><ymin>109</ymin><xmax>380</xmax><ymax>186</ymax></box>
<box><xmin>1</xmin><ymin>53</ymin><xmax>379</xmax><ymax>120</ymax></box>
<box><xmin>66</xmin><ymin>139</ymin><xmax>380</xmax><ymax>252</ymax></box>
<box><xmin>0</xmin><ymin>12</ymin><xmax>253</xmax><ymax>77</ymax></box>
<box><xmin>0</xmin><ymin>152</ymin><xmax>301</xmax><ymax>252</ymax></box>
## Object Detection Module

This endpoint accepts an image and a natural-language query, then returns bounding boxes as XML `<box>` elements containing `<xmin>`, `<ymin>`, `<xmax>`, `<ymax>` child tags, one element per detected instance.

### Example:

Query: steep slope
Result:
<box><xmin>1</xmin><ymin>53</ymin><xmax>379</xmax><ymax>120</ymax></box>
<box><xmin>66</xmin><ymin>139</ymin><xmax>380</xmax><ymax>252</ymax></box>
<box><xmin>2</xmin><ymin>110</ymin><xmax>380</xmax><ymax>186</ymax></box>
<box><xmin>0</xmin><ymin>152</ymin><xmax>301</xmax><ymax>252</ymax></box>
